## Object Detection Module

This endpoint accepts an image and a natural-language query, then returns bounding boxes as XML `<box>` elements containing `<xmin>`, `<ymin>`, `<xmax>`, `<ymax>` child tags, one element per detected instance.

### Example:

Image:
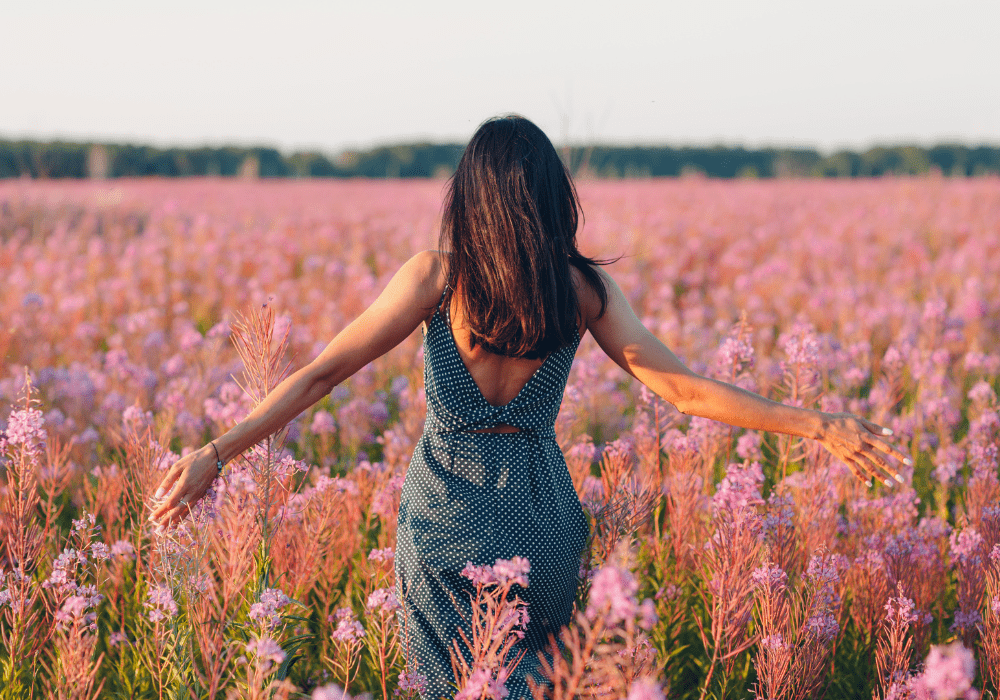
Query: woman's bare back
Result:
<box><xmin>436</xmin><ymin>267</ymin><xmax>593</xmax><ymax>430</ymax></box>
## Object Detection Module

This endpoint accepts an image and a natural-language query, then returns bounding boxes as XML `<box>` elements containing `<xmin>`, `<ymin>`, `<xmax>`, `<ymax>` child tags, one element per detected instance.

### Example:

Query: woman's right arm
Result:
<box><xmin>149</xmin><ymin>250</ymin><xmax>445</xmax><ymax>527</ymax></box>
<box><xmin>584</xmin><ymin>269</ymin><xmax>910</xmax><ymax>486</ymax></box>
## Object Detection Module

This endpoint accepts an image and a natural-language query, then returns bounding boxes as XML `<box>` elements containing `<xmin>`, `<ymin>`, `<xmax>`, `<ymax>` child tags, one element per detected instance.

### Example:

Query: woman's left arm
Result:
<box><xmin>149</xmin><ymin>250</ymin><xmax>444</xmax><ymax>527</ymax></box>
<box><xmin>585</xmin><ymin>269</ymin><xmax>912</xmax><ymax>487</ymax></box>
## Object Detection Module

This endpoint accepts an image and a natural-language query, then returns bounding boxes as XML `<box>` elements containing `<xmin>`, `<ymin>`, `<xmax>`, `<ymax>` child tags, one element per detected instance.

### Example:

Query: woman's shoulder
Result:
<box><xmin>403</xmin><ymin>250</ymin><xmax>448</xmax><ymax>322</ymax></box>
<box><xmin>405</xmin><ymin>250</ymin><xmax>448</xmax><ymax>289</ymax></box>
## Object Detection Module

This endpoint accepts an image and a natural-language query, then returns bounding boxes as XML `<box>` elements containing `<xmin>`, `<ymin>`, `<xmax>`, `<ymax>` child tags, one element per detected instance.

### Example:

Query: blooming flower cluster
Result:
<box><xmin>366</xmin><ymin>588</ymin><xmax>401</xmax><ymax>615</ymax></box>
<box><xmin>144</xmin><ymin>584</ymin><xmax>179</xmax><ymax>623</ymax></box>
<box><xmin>460</xmin><ymin>557</ymin><xmax>530</xmax><ymax>589</ymax></box>
<box><xmin>329</xmin><ymin>606</ymin><xmax>364</xmax><ymax>643</ymax></box>
<box><xmin>248</xmin><ymin>587</ymin><xmax>292</xmax><ymax>630</ymax></box>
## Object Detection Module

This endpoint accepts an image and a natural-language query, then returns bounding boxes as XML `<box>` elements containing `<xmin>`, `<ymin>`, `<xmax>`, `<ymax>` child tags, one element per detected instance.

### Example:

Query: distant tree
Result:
<box><xmin>1</xmin><ymin>138</ymin><xmax>997</xmax><ymax>180</ymax></box>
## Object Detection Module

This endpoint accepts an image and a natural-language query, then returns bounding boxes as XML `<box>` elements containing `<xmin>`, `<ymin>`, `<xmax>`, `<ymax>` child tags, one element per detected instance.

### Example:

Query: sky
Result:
<box><xmin>3</xmin><ymin>0</ymin><xmax>998</xmax><ymax>154</ymax></box>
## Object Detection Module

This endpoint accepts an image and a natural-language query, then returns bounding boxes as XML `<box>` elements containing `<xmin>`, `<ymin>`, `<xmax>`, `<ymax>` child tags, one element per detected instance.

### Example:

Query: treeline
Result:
<box><xmin>1</xmin><ymin>138</ymin><xmax>998</xmax><ymax>179</ymax></box>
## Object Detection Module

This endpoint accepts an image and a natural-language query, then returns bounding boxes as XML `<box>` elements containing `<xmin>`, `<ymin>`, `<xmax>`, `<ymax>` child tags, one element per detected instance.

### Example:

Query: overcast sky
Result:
<box><xmin>4</xmin><ymin>0</ymin><xmax>998</xmax><ymax>154</ymax></box>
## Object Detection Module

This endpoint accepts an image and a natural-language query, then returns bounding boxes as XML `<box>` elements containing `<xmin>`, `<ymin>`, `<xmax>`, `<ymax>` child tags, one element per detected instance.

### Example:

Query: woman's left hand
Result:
<box><xmin>814</xmin><ymin>412</ymin><xmax>912</xmax><ymax>487</ymax></box>
<box><xmin>148</xmin><ymin>445</ymin><xmax>221</xmax><ymax>528</ymax></box>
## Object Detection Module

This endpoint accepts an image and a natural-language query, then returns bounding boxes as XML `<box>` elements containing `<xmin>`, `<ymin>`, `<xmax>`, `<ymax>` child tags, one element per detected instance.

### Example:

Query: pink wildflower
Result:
<box><xmin>313</xmin><ymin>684</ymin><xmax>352</xmax><ymax>700</ymax></box>
<box><xmin>638</xmin><ymin>598</ymin><xmax>658</xmax><ymax>630</ymax></box>
<box><xmin>368</xmin><ymin>547</ymin><xmax>395</xmax><ymax>563</ymax></box>
<box><xmin>712</xmin><ymin>461</ymin><xmax>764</xmax><ymax>514</ymax></box>
<box><xmin>395</xmin><ymin>668</ymin><xmax>428</xmax><ymax>697</ymax></box>
<box><xmin>455</xmin><ymin>666</ymin><xmax>508</xmax><ymax>700</ymax></box>
<box><xmin>329</xmin><ymin>607</ymin><xmax>364</xmax><ymax>642</ymax></box>
<box><xmin>911</xmin><ymin>642</ymin><xmax>978</xmax><ymax>700</ymax></box>
<box><xmin>248</xmin><ymin>587</ymin><xmax>291</xmax><ymax>630</ymax></box>
<box><xmin>90</xmin><ymin>542</ymin><xmax>111</xmax><ymax>562</ymax></box>
<box><xmin>3</xmin><ymin>407</ymin><xmax>45</xmax><ymax>448</ymax></box>
<box><xmin>949</xmin><ymin>529</ymin><xmax>984</xmax><ymax>565</ymax></box>
<box><xmin>366</xmin><ymin>588</ymin><xmax>400</xmax><ymax>614</ymax></box>
<box><xmin>626</xmin><ymin>676</ymin><xmax>666</xmax><ymax>700</ymax></box>
<box><xmin>490</xmin><ymin>557</ymin><xmax>530</xmax><ymax>587</ymax></box>
<box><xmin>245</xmin><ymin>636</ymin><xmax>286</xmax><ymax>668</ymax></box>
<box><xmin>310</xmin><ymin>410</ymin><xmax>337</xmax><ymax>435</ymax></box>
<box><xmin>110</xmin><ymin>540</ymin><xmax>135</xmax><ymax>559</ymax></box>
<box><xmin>586</xmin><ymin>563</ymin><xmax>639</xmax><ymax>625</ymax></box>
<box><xmin>885</xmin><ymin>596</ymin><xmax>919</xmax><ymax>625</ymax></box>
<box><xmin>144</xmin><ymin>584</ymin><xmax>178</xmax><ymax>623</ymax></box>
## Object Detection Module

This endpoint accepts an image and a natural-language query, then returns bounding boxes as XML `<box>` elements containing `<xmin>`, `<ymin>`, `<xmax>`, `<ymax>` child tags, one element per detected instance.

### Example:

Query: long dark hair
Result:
<box><xmin>439</xmin><ymin>115</ymin><xmax>610</xmax><ymax>359</ymax></box>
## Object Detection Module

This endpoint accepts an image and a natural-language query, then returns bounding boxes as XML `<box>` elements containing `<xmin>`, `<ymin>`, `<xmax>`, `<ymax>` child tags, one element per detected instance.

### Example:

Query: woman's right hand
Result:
<box><xmin>813</xmin><ymin>412</ymin><xmax>912</xmax><ymax>487</ymax></box>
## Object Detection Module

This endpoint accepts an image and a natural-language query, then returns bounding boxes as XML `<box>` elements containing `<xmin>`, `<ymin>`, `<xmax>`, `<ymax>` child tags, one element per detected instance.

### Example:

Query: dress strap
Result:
<box><xmin>437</xmin><ymin>284</ymin><xmax>450</xmax><ymax>316</ymax></box>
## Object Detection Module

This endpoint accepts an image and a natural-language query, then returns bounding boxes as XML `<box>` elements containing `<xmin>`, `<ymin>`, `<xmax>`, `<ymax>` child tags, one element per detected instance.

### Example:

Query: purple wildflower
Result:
<box><xmin>144</xmin><ymin>584</ymin><xmax>178</xmax><ymax>623</ymax></box>
<box><xmin>805</xmin><ymin>613</ymin><xmax>839</xmax><ymax>644</ymax></box>
<box><xmin>366</xmin><ymin>588</ymin><xmax>400</xmax><ymax>614</ymax></box>
<box><xmin>368</xmin><ymin>547</ymin><xmax>395</xmax><ymax>563</ymax></box>
<box><xmin>751</xmin><ymin>562</ymin><xmax>788</xmax><ymax>592</ymax></box>
<box><xmin>110</xmin><ymin>540</ymin><xmax>135</xmax><ymax>559</ymax></box>
<box><xmin>395</xmin><ymin>669</ymin><xmax>428</xmax><ymax>697</ymax></box>
<box><xmin>950</xmin><ymin>610</ymin><xmax>982</xmax><ymax>634</ymax></box>
<box><xmin>249</xmin><ymin>587</ymin><xmax>291</xmax><ymax>630</ymax></box>
<box><xmin>245</xmin><ymin>636</ymin><xmax>286</xmax><ymax>667</ymax></box>
<box><xmin>329</xmin><ymin>607</ymin><xmax>364</xmax><ymax>643</ymax></box>
<box><xmin>310</xmin><ymin>410</ymin><xmax>337</xmax><ymax>435</ymax></box>
<box><xmin>885</xmin><ymin>596</ymin><xmax>919</xmax><ymax>625</ymax></box>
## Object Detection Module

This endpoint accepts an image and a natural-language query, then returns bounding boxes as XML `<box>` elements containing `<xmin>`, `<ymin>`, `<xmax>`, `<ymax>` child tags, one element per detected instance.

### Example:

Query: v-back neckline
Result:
<box><xmin>433</xmin><ymin>306</ymin><xmax>575</xmax><ymax>410</ymax></box>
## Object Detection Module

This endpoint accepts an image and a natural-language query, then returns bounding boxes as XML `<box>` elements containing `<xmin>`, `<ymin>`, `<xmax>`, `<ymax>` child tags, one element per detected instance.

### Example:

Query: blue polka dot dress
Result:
<box><xmin>395</xmin><ymin>295</ymin><xmax>589</xmax><ymax>700</ymax></box>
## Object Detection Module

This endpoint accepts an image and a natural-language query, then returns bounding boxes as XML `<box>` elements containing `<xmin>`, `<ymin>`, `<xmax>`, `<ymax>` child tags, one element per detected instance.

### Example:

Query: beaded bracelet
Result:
<box><xmin>210</xmin><ymin>441</ymin><xmax>225</xmax><ymax>473</ymax></box>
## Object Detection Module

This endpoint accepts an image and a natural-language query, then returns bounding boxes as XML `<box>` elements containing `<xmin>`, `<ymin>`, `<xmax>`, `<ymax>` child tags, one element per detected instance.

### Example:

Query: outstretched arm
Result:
<box><xmin>150</xmin><ymin>250</ymin><xmax>445</xmax><ymax>527</ymax></box>
<box><xmin>584</xmin><ymin>270</ymin><xmax>910</xmax><ymax>486</ymax></box>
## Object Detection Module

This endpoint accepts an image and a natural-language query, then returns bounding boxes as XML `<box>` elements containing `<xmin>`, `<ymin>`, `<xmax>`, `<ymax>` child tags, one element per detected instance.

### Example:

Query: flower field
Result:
<box><xmin>1</xmin><ymin>176</ymin><xmax>999</xmax><ymax>699</ymax></box>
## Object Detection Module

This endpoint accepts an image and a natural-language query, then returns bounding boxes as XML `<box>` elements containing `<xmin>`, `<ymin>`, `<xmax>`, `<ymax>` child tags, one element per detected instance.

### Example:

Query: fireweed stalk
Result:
<box><xmin>450</xmin><ymin>557</ymin><xmax>532</xmax><ymax>700</ymax></box>
<box><xmin>584</xmin><ymin>441</ymin><xmax>659</xmax><ymax>569</ymax></box>
<box><xmin>876</xmin><ymin>593</ymin><xmax>918</xmax><ymax>700</ymax></box>
<box><xmin>695</xmin><ymin>462</ymin><xmax>766</xmax><ymax>700</ymax></box>
<box><xmin>44</xmin><ymin>511</ymin><xmax>111</xmax><ymax>700</ymax></box>
<box><xmin>355</xmin><ymin>547</ymin><xmax>401</xmax><ymax>699</ymax></box>
<box><xmin>750</xmin><ymin>554</ymin><xmax>842</xmax><ymax>700</ymax></box>
<box><xmin>530</xmin><ymin>544</ymin><xmax>660</xmax><ymax>700</ymax></box>
<box><xmin>141</xmin><ymin>302</ymin><xmax>300</xmax><ymax>697</ymax></box>
<box><xmin>0</xmin><ymin>377</ymin><xmax>55</xmax><ymax>692</ymax></box>
<box><xmin>229</xmin><ymin>302</ymin><xmax>295</xmax><ymax>568</ymax></box>
<box><xmin>981</xmin><ymin>544</ymin><xmax>1000</xmax><ymax>695</ymax></box>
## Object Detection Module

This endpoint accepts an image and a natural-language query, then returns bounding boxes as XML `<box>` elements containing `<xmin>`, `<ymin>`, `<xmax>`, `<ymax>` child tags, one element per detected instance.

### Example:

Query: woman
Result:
<box><xmin>150</xmin><ymin>115</ymin><xmax>909</xmax><ymax>698</ymax></box>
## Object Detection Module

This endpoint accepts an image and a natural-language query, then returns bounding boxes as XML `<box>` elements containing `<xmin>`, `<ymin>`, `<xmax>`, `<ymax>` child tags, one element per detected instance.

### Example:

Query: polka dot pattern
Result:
<box><xmin>395</xmin><ymin>298</ymin><xmax>589</xmax><ymax>700</ymax></box>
